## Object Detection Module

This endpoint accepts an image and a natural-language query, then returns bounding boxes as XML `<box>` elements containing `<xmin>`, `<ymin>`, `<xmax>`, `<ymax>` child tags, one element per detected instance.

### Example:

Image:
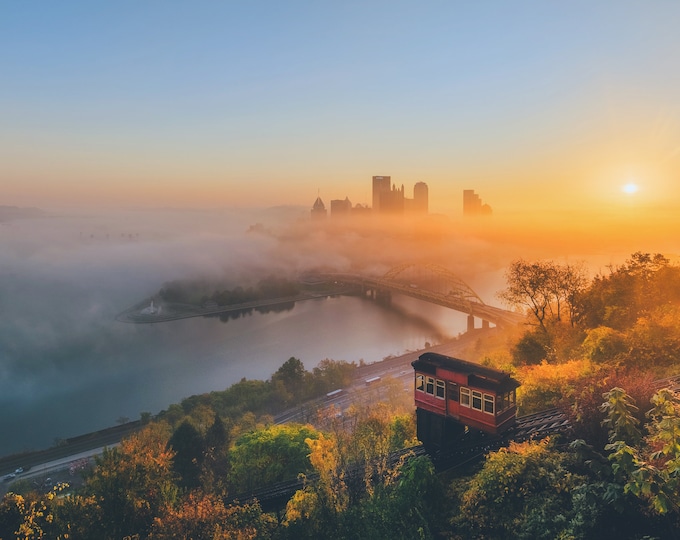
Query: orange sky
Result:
<box><xmin>2</xmin><ymin>3</ymin><xmax>679</xmax><ymax>230</ymax></box>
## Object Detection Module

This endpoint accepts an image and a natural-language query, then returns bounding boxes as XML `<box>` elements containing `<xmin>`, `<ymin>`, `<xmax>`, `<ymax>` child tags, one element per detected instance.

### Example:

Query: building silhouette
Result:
<box><xmin>372</xmin><ymin>176</ymin><xmax>391</xmax><ymax>213</ymax></box>
<box><xmin>330</xmin><ymin>197</ymin><xmax>352</xmax><ymax>218</ymax></box>
<box><xmin>372</xmin><ymin>175</ymin><xmax>428</xmax><ymax>215</ymax></box>
<box><xmin>463</xmin><ymin>189</ymin><xmax>492</xmax><ymax>216</ymax></box>
<box><xmin>311</xmin><ymin>176</ymin><xmax>429</xmax><ymax>221</ymax></box>
<box><xmin>413</xmin><ymin>182</ymin><xmax>429</xmax><ymax>213</ymax></box>
<box><xmin>311</xmin><ymin>196</ymin><xmax>327</xmax><ymax>220</ymax></box>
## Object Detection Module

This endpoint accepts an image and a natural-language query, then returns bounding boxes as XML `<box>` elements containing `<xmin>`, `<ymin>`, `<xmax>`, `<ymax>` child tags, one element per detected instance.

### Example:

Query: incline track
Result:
<box><xmin>231</xmin><ymin>445</ymin><xmax>429</xmax><ymax>512</ymax></box>
<box><xmin>232</xmin><ymin>407</ymin><xmax>574</xmax><ymax>510</ymax></box>
<box><xmin>229</xmin><ymin>374</ymin><xmax>680</xmax><ymax>509</ymax></box>
<box><xmin>4</xmin><ymin>365</ymin><xmax>678</xmax><ymax>508</ymax></box>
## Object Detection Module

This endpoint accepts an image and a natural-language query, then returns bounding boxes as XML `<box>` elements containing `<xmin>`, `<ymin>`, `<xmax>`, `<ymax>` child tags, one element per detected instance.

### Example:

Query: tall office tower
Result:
<box><xmin>311</xmin><ymin>196</ymin><xmax>327</xmax><ymax>220</ymax></box>
<box><xmin>372</xmin><ymin>176</ymin><xmax>391</xmax><ymax>212</ymax></box>
<box><xmin>330</xmin><ymin>197</ymin><xmax>352</xmax><ymax>218</ymax></box>
<box><xmin>413</xmin><ymin>182</ymin><xmax>429</xmax><ymax>213</ymax></box>
<box><xmin>463</xmin><ymin>189</ymin><xmax>492</xmax><ymax>216</ymax></box>
<box><xmin>463</xmin><ymin>189</ymin><xmax>481</xmax><ymax>215</ymax></box>
<box><xmin>381</xmin><ymin>183</ymin><xmax>405</xmax><ymax>213</ymax></box>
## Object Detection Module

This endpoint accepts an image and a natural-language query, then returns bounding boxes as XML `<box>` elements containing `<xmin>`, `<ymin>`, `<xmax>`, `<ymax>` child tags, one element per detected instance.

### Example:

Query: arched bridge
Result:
<box><xmin>313</xmin><ymin>263</ymin><xmax>525</xmax><ymax>329</ymax></box>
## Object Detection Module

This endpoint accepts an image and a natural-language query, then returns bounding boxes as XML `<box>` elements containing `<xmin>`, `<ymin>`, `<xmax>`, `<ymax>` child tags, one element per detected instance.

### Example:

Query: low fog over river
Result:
<box><xmin>1</xmin><ymin>295</ymin><xmax>462</xmax><ymax>456</ymax></box>
<box><xmin>0</xmin><ymin>207</ymin><xmax>472</xmax><ymax>456</ymax></box>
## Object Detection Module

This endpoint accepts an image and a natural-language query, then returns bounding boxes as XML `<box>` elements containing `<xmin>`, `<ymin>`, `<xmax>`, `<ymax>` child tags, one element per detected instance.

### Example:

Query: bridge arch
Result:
<box><xmin>309</xmin><ymin>264</ymin><xmax>524</xmax><ymax>328</ymax></box>
<box><xmin>380</xmin><ymin>263</ymin><xmax>485</xmax><ymax>307</ymax></box>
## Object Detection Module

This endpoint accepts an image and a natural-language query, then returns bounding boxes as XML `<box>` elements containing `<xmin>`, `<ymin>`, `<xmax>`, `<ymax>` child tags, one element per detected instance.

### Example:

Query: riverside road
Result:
<box><xmin>1</xmin><ymin>327</ymin><xmax>496</xmax><ymax>496</ymax></box>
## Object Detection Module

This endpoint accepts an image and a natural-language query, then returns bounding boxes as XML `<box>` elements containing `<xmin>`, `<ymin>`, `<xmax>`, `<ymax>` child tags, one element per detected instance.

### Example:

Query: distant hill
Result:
<box><xmin>0</xmin><ymin>206</ymin><xmax>47</xmax><ymax>222</ymax></box>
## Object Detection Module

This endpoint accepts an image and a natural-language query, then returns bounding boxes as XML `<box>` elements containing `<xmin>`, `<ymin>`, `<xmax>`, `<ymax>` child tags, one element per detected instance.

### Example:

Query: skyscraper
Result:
<box><xmin>463</xmin><ymin>190</ymin><xmax>492</xmax><ymax>216</ymax></box>
<box><xmin>330</xmin><ymin>197</ymin><xmax>352</xmax><ymax>218</ymax></box>
<box><xmin>311</xmin><ymin>196</ymin><xmax>327</xmax><ymax>220</ymax></box>
<box><xmin>413</xmin><ymin>182</ymin><xmax>429</xmax><ymax>213</ymax></box>
<box><xmin>372</xmin><ymin>176</ymin><xmax>391</xmax><ymax>212</ymax></box>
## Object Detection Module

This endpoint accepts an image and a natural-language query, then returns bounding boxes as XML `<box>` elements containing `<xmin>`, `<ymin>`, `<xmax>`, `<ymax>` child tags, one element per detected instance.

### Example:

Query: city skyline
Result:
<box><xmin>2</xmin><ymin>2</ymin><xmax>680</xmax><ymax>227</ymax></box>
<box><xmin>311</xmin><ymin>175</ymin><xmax>430</xmax><ymax>218</ymax></box>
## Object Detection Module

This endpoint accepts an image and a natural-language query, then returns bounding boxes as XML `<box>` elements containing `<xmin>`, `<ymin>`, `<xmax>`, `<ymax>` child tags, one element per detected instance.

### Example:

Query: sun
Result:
<box><xmin>622</xmin><ymin>182</ymin><xmax>639</xmax><ymax>195</ymax></box>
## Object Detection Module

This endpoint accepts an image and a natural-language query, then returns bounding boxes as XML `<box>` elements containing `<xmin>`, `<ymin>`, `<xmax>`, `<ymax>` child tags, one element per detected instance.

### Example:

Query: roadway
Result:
<box><xmin>0</xmin><ymin>445</ymin><xmax>118</xmax><ymax>497</ymax></box>
<box><xmin>274</xmin><ymin>327</ymin><xmax>497</xmax><ymax>425</ymax></box>
<box><xmin>313</xmin><ymin>271</ymin><xmax>525</xmax><ymax>328</ymax></box>
<box><xmin>1</xmin><ymin>327</ymin><xmax>498</xmax><ymax>495</ymax></box>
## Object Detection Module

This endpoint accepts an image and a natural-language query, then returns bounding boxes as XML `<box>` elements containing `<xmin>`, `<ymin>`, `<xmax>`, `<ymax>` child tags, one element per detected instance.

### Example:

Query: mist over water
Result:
<box><xmin>0</xmin><ymin>207</ymin><xmax>465</xmax><ymax>456</ymax></box>
<box><xmin>1</xmin><ymin>204</ymin><xmax>654</xmax><ymax>456</ymax></box>
<box><xmin>1</xmin><ymin>295</ymin><xmax>453</xmax><ymax>456</ymax></box>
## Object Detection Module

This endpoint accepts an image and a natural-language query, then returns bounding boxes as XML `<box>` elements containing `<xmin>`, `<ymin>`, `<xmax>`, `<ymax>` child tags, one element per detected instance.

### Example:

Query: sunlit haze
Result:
<box><xmin>2</xmin><ymin>2</ymin><xmax>680</xmax><ymax>456</ymax></box>
<box><xmin>2</xmin><ymin>2</ymin><xmax>680</xmax><ymax>223</ymax></box>
<box><xmin>622</xmin><ymin>182</ymin><xmax>639</xmax><ymax>195</ymax></box>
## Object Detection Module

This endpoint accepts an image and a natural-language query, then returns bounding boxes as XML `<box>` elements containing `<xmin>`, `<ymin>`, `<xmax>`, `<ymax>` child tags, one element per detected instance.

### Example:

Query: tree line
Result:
<box><xmin>158</xmin><ymin>276</ymin><xmax>300</xmax><ymax>306</ymax></box>
<box><xmin>498</xmin><ymin>252</ymin><xmax>680</xmax><ymax>368</ymax></box>
<box><xmin>3</xmin><ymin>252</ymin><xmax>680</xmax><ymax>538</ymax></box>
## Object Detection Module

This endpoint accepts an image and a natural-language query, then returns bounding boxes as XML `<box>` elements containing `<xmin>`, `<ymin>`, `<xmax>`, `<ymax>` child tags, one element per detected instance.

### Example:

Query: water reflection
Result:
<box><xmin>1</xmin><ymin>294</ymin><xmax>462</xmax><ymax>456</ymax></box>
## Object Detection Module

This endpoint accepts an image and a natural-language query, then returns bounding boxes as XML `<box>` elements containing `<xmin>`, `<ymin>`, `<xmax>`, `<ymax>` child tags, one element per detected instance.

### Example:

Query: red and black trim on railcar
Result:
<box><xmin>412</xmin><ymin>352</ymin><xmax>520</xmax><ymax>450</ymax></box>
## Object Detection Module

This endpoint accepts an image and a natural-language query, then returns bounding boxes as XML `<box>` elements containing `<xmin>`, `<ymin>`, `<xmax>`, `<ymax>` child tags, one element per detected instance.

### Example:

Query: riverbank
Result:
<box><xmin>115</xmin><ymin>285</ymin><xmax>358</xmax><ymax>324</ymax></box>
<box><xmin>0</xmin><ymin>327</ymin><xmax>496</xmax><ymax>488</ymax></box>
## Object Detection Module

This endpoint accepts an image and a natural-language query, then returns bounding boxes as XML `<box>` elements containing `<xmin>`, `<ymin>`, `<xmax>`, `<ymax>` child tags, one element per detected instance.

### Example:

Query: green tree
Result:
<box><xmin>283</xmin><ymin>433</ymin><xmax>349</xmax><ymax>539</ymax></box>
<box><xmin>0</xmin><ymin>493</ymin><xmax>28</xmax><ymax>539</ymax></box>
<box><xmin>84</xmin><ymin>424</ymin><xmax>179</xmax><ymax>539</ymax></box>
<box><xmin>285</xmin><ymin>405</ymin><xmax>429</xmax><ymax>538</ymax></box>
<box><xmin>566</xmin><ymin>370</ymin><xmax>656</xmax><ymax>450</ymax></box>
<box><xmin>556</xmin><ymin>262</ymin><xmax>589</xmax><ymax>326</ymax></box>
<box><xmin>601</xmin><ymin>387</ymin><xmax>641</xmax><ymax>446</ymax></box>
<box><xmin>623</xmin><ymin>304</ymin><xmax>680</xmax><ymax>368</ymax></box>
<box><xmin>500</xmin><ymin>259</ymin><xmax>588</xmax><ymax>330</ymax></box>
<box><xmin>453</xmin><ymin>438</ymin><xmax>584</xmax><ymax>539</ymax></box>
<box><xmin>607</xmin><ymin>388</ymin><xmax>680</xmax><ymax>517</ymax></box>
<box><xmin>272</xmin><ymin>357</ymin><xmax>308</xmax><ymax>404</ymax></box>
<box><xmin>201</xmin><ymin>413</ymin><xmax>231</xmax><ymax>495</ymax></box>
<box><xmin>576</xmin><ymin>252</ymin><xmax>678</xmax><ymax>330</ymax></box>
<box><xmin>389</xmin><ymin>413</ymin><xmax>418</xmax><ymax>451</ymax></box>
<box><xmin>511</xmin><ymin>328</ymin><xmax>551</xmax><ymax>364</ymax></box>
<box><xmin>345</xmin><ymin>454</ymin><xmax>443</xmax><ymax>540</ymax></box>
<box><xmin>168</xmin><ymin>420</ymin><xmax>205</xmax><ymax>489</ymax></box>
<box><xmin>148</xmin><ymin>492</ymin><xmax>276</xmax><ymax>540</ymax></box>
<box><xmin>499</xmin><ymin>259</ymin><xmax>553</xmax><ymax>330</ymax></box>
<box><xmin>582</xmin><ymin>326</ymin><xmax>627</xmax><ymax>363</ymax></box>
<box><xmin>311</xmin><ymin>359</ymin><xmax>356</xmax><ymax>395</ymax></box>
<box><xmin>229</xmin><ymin>423</ymin><xmax>321</xmax><ymax>493</ymax></box>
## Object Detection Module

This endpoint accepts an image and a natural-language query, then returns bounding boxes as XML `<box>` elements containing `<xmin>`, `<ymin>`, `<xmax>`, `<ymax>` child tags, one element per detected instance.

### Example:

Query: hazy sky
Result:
<box><xmin>3</xmin><ymin>2</ymin><xmax>680</xmax><ymax>216</ymax></box>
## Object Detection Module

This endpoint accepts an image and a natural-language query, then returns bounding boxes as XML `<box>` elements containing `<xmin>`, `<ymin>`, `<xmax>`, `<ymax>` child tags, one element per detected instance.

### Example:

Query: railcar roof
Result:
<box><xmin>412</xmin><ymin>352</ymin><xmax>520</xmax><ymax>392</ymax></box>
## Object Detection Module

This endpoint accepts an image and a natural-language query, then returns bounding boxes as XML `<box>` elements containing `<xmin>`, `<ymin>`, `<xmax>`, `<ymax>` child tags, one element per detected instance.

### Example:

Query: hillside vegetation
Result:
<box><xmin>3</xmin><ymin>253</ymin><xmax>680</xmax><ymax>539</ymax></box>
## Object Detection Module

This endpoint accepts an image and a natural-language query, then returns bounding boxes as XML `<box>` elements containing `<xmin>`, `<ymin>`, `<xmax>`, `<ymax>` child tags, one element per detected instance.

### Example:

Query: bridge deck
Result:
<box><xmin>317</xmin><ymin>272</ymin><xmax>525</xmax><ymax>328</ymax></box>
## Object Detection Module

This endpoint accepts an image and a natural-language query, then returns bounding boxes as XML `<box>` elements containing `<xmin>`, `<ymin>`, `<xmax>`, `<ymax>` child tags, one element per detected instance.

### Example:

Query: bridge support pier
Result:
<box><xmin>362</xmin><ymin>286</ymin><xmax>375</xmax><ymax>299</ymax></box>
<box><xmin>482</xmin><ymin>319</ymin><xmax>490</xmax><ymax>329</ymax></box>
<box><xmin>467</xmin><ymin>314</ymin><xmax>475</xmax><ymax>331</ymax></box>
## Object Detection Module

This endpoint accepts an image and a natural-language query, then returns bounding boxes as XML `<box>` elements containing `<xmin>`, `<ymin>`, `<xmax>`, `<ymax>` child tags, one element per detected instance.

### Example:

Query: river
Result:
<box><xmin>0</xmin><ymin>291</ymin><xmax>467</xmax><ymax>457</ymax></box>
<box><xmin>0</xmin><ymin>207</ymin><xmax>480</xmax><ymax>457</ymax></box>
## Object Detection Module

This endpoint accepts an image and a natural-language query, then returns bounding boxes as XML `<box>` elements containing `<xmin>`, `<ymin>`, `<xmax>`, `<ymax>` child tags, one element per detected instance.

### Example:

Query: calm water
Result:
<box><xmin>0</xmin><ymin>208</ymin><xmax>475</xmax><ymax>456</ymax></box>
<box><xmin>0</xmin><ymin>293</ymin><xmax>466</xmax><ymax>456</ymax></box>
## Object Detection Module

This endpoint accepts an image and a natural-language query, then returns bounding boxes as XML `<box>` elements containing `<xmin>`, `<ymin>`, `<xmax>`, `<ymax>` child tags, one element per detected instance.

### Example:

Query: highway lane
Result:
<box><xmin>2</xmin><ymin>327</ymin><xmax>499</xmax><ymax>496</ymax></box>
<box><xmin>274</xmin><ymin>327</ymin><xmax>498</xmax><ymax>424</ymax></box>
<box><xmin>1</xmin><ymin>445</ymin><xmax>118</xmax><ymax>497</ymax></box>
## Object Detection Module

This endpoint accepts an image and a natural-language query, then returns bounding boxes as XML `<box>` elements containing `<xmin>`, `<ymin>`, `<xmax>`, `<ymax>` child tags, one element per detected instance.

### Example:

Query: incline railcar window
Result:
<box><xmin>426</xmin><ymin>376</ymin><xmax>435</xmax><ymax>395</ymax></box>
<box><xmin>472</xmin><ymin>390</ymin><xmax>482</xmax><ymax>411</ymax></box>
<box><xmin>435</xmin><ymin>379</ymin><xmax>445</xmax><ymax>399</ymax></box>
<box><xmin>483</xmin><ymin>393</ymin><xmax>494</xmax><ymax>414</ymax></box>
<box><xmin>460</xmin><ymin>387</ymin><xmax>471</xmax><ymax>407</ymax></box>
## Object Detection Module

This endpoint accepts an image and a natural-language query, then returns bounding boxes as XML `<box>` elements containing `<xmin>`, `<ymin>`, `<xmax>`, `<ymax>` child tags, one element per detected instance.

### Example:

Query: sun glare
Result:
<box><xmin>622</xmin><ymin>182</ymin><xmax>639</xmax><ymax>195</ymax></box>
